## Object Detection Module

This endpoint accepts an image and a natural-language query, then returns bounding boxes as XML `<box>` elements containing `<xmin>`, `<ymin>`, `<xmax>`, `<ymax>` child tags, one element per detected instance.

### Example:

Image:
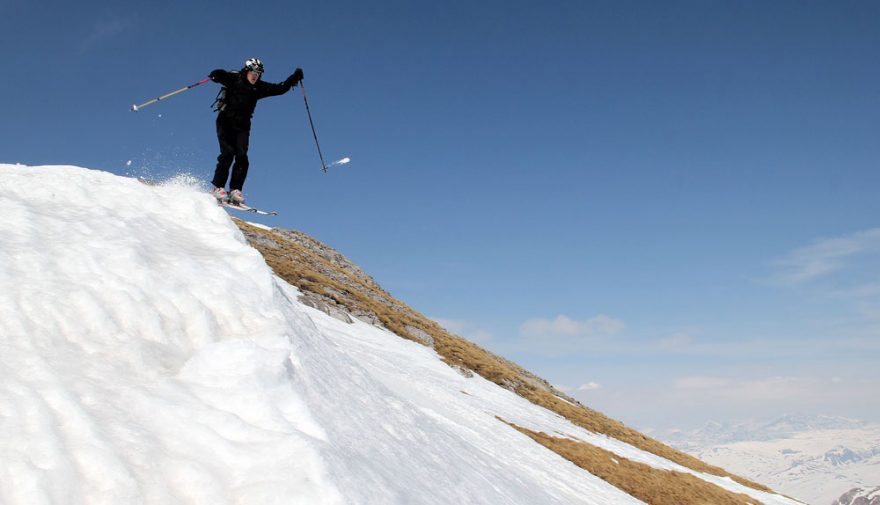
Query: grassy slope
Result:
<box><xmin>235</xmin><ymin>220</ymin><xmax>777</xmax><ymax>504</ymax></box>
<box><xmin>506</xmin><ymin>421</ymin><xmax>762</xmax><ymax>505</ymax></box>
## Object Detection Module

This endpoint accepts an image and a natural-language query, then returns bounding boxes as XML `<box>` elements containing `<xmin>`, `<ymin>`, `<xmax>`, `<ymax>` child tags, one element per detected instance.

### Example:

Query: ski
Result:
<box><xmin>218</xmin><ymin>201</ymin><xmax>278</xmax><ymax>216</ymax></box>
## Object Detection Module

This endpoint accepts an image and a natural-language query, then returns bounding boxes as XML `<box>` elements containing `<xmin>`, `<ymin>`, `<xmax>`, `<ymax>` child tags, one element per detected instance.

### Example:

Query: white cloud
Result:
<box><xmin>520</xmin><ymin>314</ymin><xmax>625</xmax><ymax>338</ymax></box>
<box><xmin>553</xmin><ymin>382</ymin><xmax>602</xmax><ymax>393</ymax></box>
<box><xmin>772</xmin><ymin>228</ymin><xmax>880</xmax><ymax>285</ymax></box>
<box><xmin>512</xmin><ymin>314</ymin><xmax>625</xmax><ymax>355</ymax></box>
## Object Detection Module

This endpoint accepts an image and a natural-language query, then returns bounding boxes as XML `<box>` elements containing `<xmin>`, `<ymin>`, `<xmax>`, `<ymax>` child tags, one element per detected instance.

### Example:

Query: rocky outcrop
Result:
<box><xmin>237</xmin><ymin>225</ymin><xmax>405</xmax><ymax>330</ymax></box>
<box><xmin>297</xmin><ymin>291</ymin><xmax>354</xmax><ymax>324</ymax></box>
<box><xmin>824</xmin><ymin>447</ymin><xmax>864</xmax><ymax>466</ymax></box>
<box><xmin>833</xmin><ymin>486</ymin><xmax>880</xmax><ymax>505</ymax></box>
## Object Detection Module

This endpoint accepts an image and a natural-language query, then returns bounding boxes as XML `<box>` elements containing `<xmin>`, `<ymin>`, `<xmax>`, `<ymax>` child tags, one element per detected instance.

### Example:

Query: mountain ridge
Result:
<box><xmin>233</xmin><ymin>217</ymin><xmax>790</xmax><ymax>503</ymax></box>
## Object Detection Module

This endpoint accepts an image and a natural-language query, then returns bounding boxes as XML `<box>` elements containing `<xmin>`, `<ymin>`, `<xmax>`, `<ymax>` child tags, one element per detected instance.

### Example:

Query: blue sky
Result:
<box><xmin>2</xmin><ymin>0</ymin><xmax>879</xmax><ymax>430</ymax></box>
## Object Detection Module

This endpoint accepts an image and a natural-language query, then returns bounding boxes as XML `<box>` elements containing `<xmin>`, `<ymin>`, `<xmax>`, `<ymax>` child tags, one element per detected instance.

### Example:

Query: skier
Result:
<box><xmin>208</xmin><ymin>58</ymin><xmax>304</xmax><ymax>205</ymax></box>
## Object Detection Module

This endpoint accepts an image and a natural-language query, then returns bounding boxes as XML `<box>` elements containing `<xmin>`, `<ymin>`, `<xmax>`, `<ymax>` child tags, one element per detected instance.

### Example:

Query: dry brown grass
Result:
<box><xmin>234</xmin><ymin>220</ymin><xmax>776</xmax><ymax>498</ymax></box>
<box><xmin>520</xmin><ymin>388</ymin><xmax>774</xmax><ymax>493</ymax></box>
<box><xmin>505</xmin><ymin>420</ymin><xmax>764</xmax><ymax>505</ymax></box>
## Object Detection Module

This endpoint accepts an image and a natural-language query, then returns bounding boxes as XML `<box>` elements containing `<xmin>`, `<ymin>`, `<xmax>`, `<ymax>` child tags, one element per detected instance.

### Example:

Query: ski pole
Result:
<box><xmin>131</xmin><ymin>78</ymin><xmax>211</xmax><ymax>112</ymax></box>
<box><xmin>299</xmin><ymin>81</ymin><xmax>328</xmax><ymax>173</ymax></box>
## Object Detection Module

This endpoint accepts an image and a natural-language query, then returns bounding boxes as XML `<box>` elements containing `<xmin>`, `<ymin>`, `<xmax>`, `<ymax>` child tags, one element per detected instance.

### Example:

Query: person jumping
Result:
<box><xmin>208</xmin><ymin>58</ymin><xmax>303</xmax><ymax>205</ymax></box>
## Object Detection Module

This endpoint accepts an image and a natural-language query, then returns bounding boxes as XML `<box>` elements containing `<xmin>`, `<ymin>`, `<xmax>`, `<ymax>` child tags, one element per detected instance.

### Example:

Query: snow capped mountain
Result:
<box><xmin>0</xmin><ymin>164</ymin><xmax>805</xmax><ymax>504</ymax></box>
<box><xmin>832</xmin><ymin>486</ymin><xmax>880</xmax><ymax>505</ymax></box>
<box><xmin>662</xmin><ymin>416</ymin><xmax>880</xmax><ymax>505</ymax></box>
<box><xmin>663</xmin><ymin>415</ymin><xmax>869</xmax><ymax>446</ymax></box>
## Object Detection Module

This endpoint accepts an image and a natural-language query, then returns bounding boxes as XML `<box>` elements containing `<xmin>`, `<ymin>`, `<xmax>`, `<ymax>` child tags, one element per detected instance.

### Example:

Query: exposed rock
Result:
<box><xmin>246</xmin><ymin>233</ymin><xmax>281</xmax><ymax>251</ymax></box>
<box><xmin>405</xmin><ymin>325</ymin><xmax>435</xmax><ymax>348</ymax></box>
<box><xmin>352</xmin><ymin>311</ymin><xmax>383</xmax><ymax>327</ymax></box>
<box><xmin>825</xmin><ymin>447</ymin><xmax>864</xmax><ymax>466</ymax></box>
<box><xmin>273</xmin><ymin>230</ymin><xmax>368</xmax><ymax>272</ymax></box>
<box><xmin>297</xmin><ymin>292</ymin><xmax>353</xmax><ymax>324</ymax></box>
<box><xmin>832</xmin><ymin>486</ymin><xmax>880</xmax><ymax>505</ymax></box>
<box><xmin>266</xmin><ymin>228</ymin><xmax>407</xmax><ymax>314</ymax></box>
<box><xmin>498</xmin><ymin>378</ymin><xmax>518</xmax><ymax>392</ymax></box>
<box><xmin>450</xmin><ymin>364</ymin><xmax>474</xmax><ymax>379</ymax></box>
<box><xmin>494</xmin><ymin>353</ymin><xmax>577</xmax><ymax>401</ymax></box>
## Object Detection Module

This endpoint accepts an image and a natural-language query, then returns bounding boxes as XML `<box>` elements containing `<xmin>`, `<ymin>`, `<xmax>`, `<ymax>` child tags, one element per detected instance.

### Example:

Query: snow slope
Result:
<box><xmin>0</xmin><ymin>164</ymin><xmax>804</xmax><ymax>504</ymax></box>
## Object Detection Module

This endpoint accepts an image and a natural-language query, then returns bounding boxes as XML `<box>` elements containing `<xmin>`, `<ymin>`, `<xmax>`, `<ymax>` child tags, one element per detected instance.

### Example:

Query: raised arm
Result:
<box><xmin>209</xmin><ymin>69</ymin><xmax>236</xmax><ymax>87</ymax></box>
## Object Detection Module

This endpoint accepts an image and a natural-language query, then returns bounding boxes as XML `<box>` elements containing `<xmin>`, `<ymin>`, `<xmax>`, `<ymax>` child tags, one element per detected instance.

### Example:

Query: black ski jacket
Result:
<box><xmin>209</xmin><ymin>69</ymin><xmax>293</xmax><ymax>129</ymax></box>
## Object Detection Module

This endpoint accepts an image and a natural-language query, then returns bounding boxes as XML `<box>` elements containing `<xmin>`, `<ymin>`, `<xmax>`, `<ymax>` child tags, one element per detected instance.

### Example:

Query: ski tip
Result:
<box><xmin>131</xmin><ymin>104</ymin><xmax>139</xmax><ymax>112</ymax></box>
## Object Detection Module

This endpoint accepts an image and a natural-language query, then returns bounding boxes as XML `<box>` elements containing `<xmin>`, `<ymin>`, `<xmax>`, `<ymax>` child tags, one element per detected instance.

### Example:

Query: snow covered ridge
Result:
<box><xmin>0</xmin><ymin>164</ymin><xmax>803</xmax><ymax>504</ymax></box>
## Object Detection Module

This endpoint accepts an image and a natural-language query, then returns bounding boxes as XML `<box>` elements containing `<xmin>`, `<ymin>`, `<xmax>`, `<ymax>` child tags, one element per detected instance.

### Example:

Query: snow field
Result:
<box><xmin>0</xmin><ymin>165</ymin><xmax>639</xmax><ymax>504</ymax></box>
<box><xmin>1</xmin><ymin>165</ymin><xmax>340</xmax><ymax>504</ymax></box>
<box><xmin>0</xmin><ymin>164</ymin><xmax>803</xmax><ymax>504</ymax></box>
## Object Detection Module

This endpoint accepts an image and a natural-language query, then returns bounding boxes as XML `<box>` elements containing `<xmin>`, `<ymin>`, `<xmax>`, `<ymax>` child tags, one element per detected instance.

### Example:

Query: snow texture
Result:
<box><xmin>0</xmin><ymin>164</ymin><xmax>805</xmax><ymax>504</ymax></box>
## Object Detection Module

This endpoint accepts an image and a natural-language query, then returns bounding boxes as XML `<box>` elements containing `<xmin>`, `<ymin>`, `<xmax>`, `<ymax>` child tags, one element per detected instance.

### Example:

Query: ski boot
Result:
<box><xmin>211</xmin><ymin>187</ymin><xmax>228</xmax><ymax>203</ymax></box>
<box><xmin>229</xmin><ymin>189</ymin><xmax>245</xmax><ymax>206</ymax></box>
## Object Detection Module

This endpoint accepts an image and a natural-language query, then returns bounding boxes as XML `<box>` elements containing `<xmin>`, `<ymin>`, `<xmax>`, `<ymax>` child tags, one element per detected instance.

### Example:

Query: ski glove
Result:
<box><xmin>285</xmin><ymin>68</ymin><xmax>304</xmax><ymax>87</ymax></box>
<box><xmin>209</xmin><ymin>69</ymin><xmax>224</xmax><ymax>82</ymax></box>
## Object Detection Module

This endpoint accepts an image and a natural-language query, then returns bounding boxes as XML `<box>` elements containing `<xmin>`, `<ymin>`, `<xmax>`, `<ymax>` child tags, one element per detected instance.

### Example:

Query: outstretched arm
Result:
<box><xmin>256</xmin><ymin>80</ymin><xmax>293</xmax><ymax>98</ymax></box>
<box><xmin>256</xmin><ymin>68</ymin><xmax>304</xmax><ymax>99</ymax></box>
<box><xmin>209</xmin><ymin>69</ymin><xmax>235</xmax><ymax>87</ymax></box>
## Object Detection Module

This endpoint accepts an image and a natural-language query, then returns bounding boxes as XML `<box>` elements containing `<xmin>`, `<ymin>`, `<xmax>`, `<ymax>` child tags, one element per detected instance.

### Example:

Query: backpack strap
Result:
<box><xmin>211</xmin><ymin>87</ymin><xmax>226</xmax><ymax>112</ymax></box>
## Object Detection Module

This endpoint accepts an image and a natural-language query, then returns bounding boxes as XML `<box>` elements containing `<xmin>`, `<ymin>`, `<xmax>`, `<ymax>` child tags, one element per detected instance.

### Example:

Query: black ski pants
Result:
<box><xmin>212</xmin><ymin>118</ymin><xmax>251</xmax><ymax>191</ymax></box>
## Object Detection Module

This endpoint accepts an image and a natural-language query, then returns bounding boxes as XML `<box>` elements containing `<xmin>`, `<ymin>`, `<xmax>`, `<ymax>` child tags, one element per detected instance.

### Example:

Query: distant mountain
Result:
<box><xmin>759</xmin><ymin>415</ymin><xmax>868</xmax><ymax>438</ymax></box>
<box><xmin>660</xmin><ymin>415</ymin><xmax>880</xmax><ymax>505</ymax></box>
<box><xmin>663</xmin><ymin>414</ymin><xmax>868</xmax><ymax>446</ymax></box>
<box><xmin>832</xmin><ymin>486</ymin><xmax>880</xmax><ymax>505</ymax></box>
